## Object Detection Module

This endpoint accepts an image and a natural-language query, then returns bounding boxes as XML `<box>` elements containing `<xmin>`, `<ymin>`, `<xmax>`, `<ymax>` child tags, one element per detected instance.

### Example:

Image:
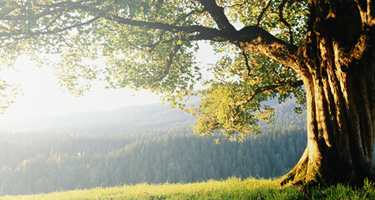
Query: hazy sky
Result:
<box><xmin>0</xmin><ymin>55</ymin><xmax>160</xmax><ymax>120</ymax></box>
<box><xmin>0</xmin><ymin>42</ymin><xmax>216</xmax><ymax>125</ymax></box>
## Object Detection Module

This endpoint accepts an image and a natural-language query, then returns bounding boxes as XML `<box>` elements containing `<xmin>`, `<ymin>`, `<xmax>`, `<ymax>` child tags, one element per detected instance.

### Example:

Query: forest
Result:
<box><xmin>0</xmin><ymin>99</ymin><xmax>307</xmax><ymax>196</ymax></box>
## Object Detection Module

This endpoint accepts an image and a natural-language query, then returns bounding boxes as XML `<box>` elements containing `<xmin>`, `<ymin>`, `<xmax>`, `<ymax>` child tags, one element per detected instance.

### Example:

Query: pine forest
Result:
<box><xmin>0</xmin><ymin>99</ymin><xmax>308</xmax><ymax>195</ymax></box>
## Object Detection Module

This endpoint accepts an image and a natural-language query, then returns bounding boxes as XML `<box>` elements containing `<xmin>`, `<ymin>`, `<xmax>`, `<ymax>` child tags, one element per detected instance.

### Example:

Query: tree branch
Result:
<box><xmin>107</xmin><ymin>2</ymin><xmax>300</xmax><ymax>72</ymax></box>
<box><xmin>234</xmin><ymin>80</ymin><xmax>303</xmax><ymax>107</ymax></box>
<box><xmin>0</xmin><ymin>0</ymin><xmax>104</xmax><ymax>43</ymax></box>
<box><xmin>174</xmin><ymin>9</ymin><xmax>205</xmax><ymax>26</ymax></box>
<box><xmin>155</xmin><ymin>43</ymin><xmax>182</xmax><ymax>82</ymax></box>
<box><xmin>109</xmin><ymin>14</ymin><xmax>221</xmax><ymax>35</ymax></box>
<box><xmin>0</xmin><ymin>1</ymin><xmax>301</xmax><ymax>74</ymax></box>
<box><xmin>195</xmin><ymin>0</ymin><xmax>236</xmax><ymax>31</ymax></box>
<box><xmin>242</xmin><ymin>51</ymin><xmax>253</xmax><ymax>77</ymax></box>
<box><xmin>278</xmin><ymin>0</ymin><xmax>294</xmax><ymax>44</ymax></box>
<box><xmin>233</xmin><ymin>26</ymin><xmax>299</xmax><ymax>71</ymax></box>
<box><xmin>341</xmin><ymin>33</ymin><xmax>370</xmax><ymax>65</ymax></box>
<box><xmin>257</xmin><ymin>0</ymin><xmax>273</xmax><ymax>26</ymax></box>
<box><xmin>0</xmin><ymin>15</ymin><xmax>102</xmax><ymax>39</ymax></box>
<box><xmin>0</xmin><ymin>0</ymin><xmax>97</xmax><ymax>21</ymax></box>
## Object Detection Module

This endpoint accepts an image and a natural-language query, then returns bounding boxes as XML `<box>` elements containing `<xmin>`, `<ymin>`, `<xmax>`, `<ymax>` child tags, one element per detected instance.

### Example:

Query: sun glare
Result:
<box><xmin>0</xmin><ymin>55</ymin><xmax>161</xmax><ymax>125</ymax></box>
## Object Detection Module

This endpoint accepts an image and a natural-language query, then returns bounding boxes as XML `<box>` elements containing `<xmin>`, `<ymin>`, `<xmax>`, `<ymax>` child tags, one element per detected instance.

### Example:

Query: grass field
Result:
<box><xmin>1</xmin><ymin>177</ymin><xmax>375</xmax><ymax>200</ymax></box>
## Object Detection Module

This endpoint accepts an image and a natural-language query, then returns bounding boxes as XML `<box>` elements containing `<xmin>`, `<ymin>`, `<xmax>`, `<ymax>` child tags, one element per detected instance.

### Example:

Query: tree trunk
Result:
<box><xmin>279</xmin><ymin>56</ymin><xmax>375</xmax><ymax>186</ymax></box>
<box><xmin>280</xmin><ymin>14</ymin><xmax>375</xmax><ymax>188</ymax></box>
<box><xmin>279</xmin><ymin>1</ymin><xmax>375</xmax><ymax>184</ymax></box>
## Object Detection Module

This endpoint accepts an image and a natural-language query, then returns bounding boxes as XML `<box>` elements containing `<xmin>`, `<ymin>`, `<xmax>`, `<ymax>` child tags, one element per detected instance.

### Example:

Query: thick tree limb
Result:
<box><xmin>233</xmin><ymin>26</ymin><xmax>300</xmax><ymax>71</ymax></box>
<box><xmin>0</xmin><ymin>0</ymin><xmax>301</xmax><ymax>74</ymax></box>
<box><xmin>109</xmin><ymin>14</ymin><xmax>300</xmax><ymax>71</ymax></box>
<box><xmin>109</xmin><ymin>14</ymin><xmax>221</xmax><ymax>35</ymax></box>
<box><xmin>339</xmin><ymin>32</ymin><xmax>372</xmax><ymax>66</ymax></box>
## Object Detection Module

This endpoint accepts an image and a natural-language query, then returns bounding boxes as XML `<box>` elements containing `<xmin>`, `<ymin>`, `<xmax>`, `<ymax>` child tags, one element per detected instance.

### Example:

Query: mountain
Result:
<box><xmin>0</xmin><ymin>98</ymin><xmax>307</xmax><ymax>195</ymax></box>
<box><xmin>0</xmin><ymin>104</ymin><xmax>194</xmax><ymax>135</ymax></box>
<box><xmin>0</xmin><ymin>97</ymin><xmax>305</xmax><ymax>133</ymax></box>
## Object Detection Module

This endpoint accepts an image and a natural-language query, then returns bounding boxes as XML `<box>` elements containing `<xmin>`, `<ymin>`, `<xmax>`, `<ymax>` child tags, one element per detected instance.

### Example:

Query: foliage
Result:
<box><xmin>0</xmin><ymin>79</ymin><xmax>20</xmax><ymax>114</ymax></box>
<box><xmin>0</xmin><ymin>0</ymin><xmax>308</xmax><ymax>136</ymax></box>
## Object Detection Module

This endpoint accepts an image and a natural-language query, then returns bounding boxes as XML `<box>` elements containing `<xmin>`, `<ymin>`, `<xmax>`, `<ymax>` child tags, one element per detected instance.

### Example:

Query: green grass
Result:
<box><xmin>1</xmin><ymin>177</ymin><xmax>375</xmax><ymax>200</ymax></box>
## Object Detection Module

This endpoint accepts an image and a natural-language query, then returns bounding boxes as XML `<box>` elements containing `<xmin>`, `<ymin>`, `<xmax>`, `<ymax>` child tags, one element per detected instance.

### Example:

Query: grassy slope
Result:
<box><xmin>2</xmin><ymin>177</ymin><xmax>375</xmax><ymax>200</ymax></box>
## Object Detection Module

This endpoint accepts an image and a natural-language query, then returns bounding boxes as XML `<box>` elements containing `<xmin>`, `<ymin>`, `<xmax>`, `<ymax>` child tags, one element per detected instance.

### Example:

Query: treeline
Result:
<box><xmin>0</xmin><ymin>124</ymin><xmax>306</xmax><ymax>196</ymax></box>
<box><xmin>0</xmin><ymin>98</ymin><xmax>309</xmax><ymax>195</ymax></box>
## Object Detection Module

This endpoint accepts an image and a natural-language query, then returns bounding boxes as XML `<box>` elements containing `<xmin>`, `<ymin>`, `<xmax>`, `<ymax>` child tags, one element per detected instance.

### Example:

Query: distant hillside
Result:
<box><xmin>0</xmin><ymin>104</ymin><xmax>194</xmax><ymax>135</ymax></box>
<box><xmin>0</xmin><ymin>97</ymin><xmax>305</xmax><ymax>134</ymax></box>
<box><xmin>0</xmin><ymin>98</ymin><xmax>307</xmax><ymax>195</ymax></box>
<box><xmin>0</xmin><ymin>125</ymin><xmax>307</xmax><ymax>195</ymax></box>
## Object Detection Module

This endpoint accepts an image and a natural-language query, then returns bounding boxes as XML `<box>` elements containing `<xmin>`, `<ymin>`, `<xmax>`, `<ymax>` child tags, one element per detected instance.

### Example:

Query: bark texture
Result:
<box><xmin>192</xmin><ymin>0</ymin><xmax>375</xmax><ymax>186</ymax></box>
<box><xmin>112</xmin><ymin>0</ymin><xmax>375</xmax><ymax>186</ymax></box>
<box><xmin>6</xmin><ymin>0</ymin><xmax>374</xmax><ymax>187</ymax></box>
<box><xmin>278</xmin><ymin>0</ymin><xmax>375</xmax><ymax>186</ymax></box>
<box><xmin>279</xmin><ymin>50</ymin><xmax>375</xmax><ymax>186</ymax></box>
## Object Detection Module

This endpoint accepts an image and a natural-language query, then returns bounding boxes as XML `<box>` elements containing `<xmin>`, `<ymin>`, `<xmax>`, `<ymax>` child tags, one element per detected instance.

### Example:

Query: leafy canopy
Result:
<box><xmin>0</xmin><ymin>0</ymin><xmax>307</xmax><ymax>137</ymax></box>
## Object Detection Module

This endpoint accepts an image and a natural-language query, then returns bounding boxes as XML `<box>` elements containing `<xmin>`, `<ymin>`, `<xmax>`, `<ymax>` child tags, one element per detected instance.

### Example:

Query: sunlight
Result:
<box><xmin>0</xmin><ymin>55</ymin><xmax>161</xmax><ymax>125</ymax></box>
<box><xmin>0</xmin><ymin>41</ymin><xmax>218</xmax><ymax>131</ymax></box>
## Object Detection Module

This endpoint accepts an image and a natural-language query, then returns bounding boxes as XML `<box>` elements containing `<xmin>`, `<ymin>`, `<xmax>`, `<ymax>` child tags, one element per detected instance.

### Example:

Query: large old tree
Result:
<box><xmin>0</xmin><ymin>0</ymin><xmax>374</xmax><ymax>186</ymax></box>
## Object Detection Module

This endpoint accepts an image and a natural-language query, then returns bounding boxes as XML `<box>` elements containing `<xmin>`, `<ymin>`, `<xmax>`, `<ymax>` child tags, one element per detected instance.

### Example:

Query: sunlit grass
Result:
<box><xmin>1</xmin><ymin>177</ymin><xmax>278</xmax><ymax>200</ymax></box>
<box><xmin>2</xmin><ymin>177</ymin><xmax>375</xmax><ymax>200</ymax></box>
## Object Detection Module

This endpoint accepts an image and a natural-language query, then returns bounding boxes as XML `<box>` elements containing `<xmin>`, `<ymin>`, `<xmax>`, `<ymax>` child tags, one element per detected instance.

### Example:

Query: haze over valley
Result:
<box><xmin>0</xmin><ymin>99</ymin><xmax>307</xmax><ymax>196</ymax></box>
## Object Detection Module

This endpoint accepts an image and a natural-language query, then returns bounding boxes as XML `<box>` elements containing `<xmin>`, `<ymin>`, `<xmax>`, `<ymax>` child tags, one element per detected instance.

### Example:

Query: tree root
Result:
<box><xmin>279</xmin><ymin>148</ymin><xmax>309</xmax><ymax>186</ymax></box>
<box><xmin>279</xmin><ymin>147</ymin><xmax>375</xmax><ymax>189</ymax></box>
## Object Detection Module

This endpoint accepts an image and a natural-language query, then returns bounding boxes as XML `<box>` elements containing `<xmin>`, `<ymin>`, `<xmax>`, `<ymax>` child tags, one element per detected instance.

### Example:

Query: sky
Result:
<box><xmin>0</xmin><ymin>43</ymin><xmax>216</xmax><ymax>128</ymax></box>
<box><xmin>0</xmin><ymin>56</ymin><xmax>160</xmax><ymax>123</ymax></box>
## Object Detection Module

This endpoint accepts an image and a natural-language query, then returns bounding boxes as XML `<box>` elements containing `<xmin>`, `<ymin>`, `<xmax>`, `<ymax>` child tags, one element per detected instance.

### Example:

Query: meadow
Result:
<box><xmin>2</xmin><ymin>177</ymin><xmax>375</xmax><ymax>200</ymax></box>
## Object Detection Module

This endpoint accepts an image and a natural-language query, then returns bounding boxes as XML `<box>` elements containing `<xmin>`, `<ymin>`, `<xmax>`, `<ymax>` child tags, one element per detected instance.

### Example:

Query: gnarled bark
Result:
<box><xmin>279</xmin><ymin>0</ymin><xmax>375</xmax><ymax>185</ymax></box>
<box><xmin>2</xmin><ymin>0</ymin><xmax>374</xmax><ymax>187</ymax></box>
<box><xmin>280</xmin><ymin>56</ymin><xmax>375</xmax><ymax>186</ymax></box>
<box><xmin>193</xmin><ymin>0</ymin><xmax>375</xmax><ymax>186</ymax></box>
